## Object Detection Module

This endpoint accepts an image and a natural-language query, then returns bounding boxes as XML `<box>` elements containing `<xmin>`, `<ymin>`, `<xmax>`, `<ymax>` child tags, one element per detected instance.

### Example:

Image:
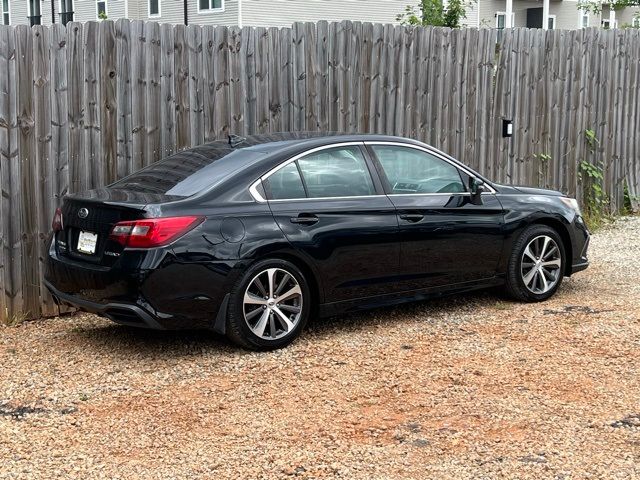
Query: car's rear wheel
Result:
<box><xmin>505</xmin><ymin>225</ymin><xmax>565</xmax><ymax>302</ymax></box>
<box><xmin>226</xmin><ymin>259</ymin><xmax>311</xmax><ymax>350</ymax></box>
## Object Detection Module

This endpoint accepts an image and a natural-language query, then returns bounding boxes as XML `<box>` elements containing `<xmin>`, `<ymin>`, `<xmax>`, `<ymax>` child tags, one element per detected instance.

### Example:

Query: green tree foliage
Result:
<box><xmin>579</xmin><ymin>0</ymin><xmax>639</xmax><ymax>12</ymax></box>
<box><xmin>396</xmin><ymin>0</ymin><xmax>474</xmax><ymax>28</ymax></box>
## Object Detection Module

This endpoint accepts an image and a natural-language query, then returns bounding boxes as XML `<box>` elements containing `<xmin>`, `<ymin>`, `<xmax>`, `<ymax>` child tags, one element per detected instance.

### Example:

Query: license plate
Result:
<box><xmin>77</xmin><ymin>231</ymin><xmax>98</xmax><ymax>255</ymax></box>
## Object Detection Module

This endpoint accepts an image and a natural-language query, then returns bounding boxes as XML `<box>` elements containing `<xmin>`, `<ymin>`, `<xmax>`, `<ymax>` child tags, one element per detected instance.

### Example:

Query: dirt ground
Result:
<box><xmin>1</xmin><ymin>217</ymin><xmax>639</xmax><ymax>479</ymax></box>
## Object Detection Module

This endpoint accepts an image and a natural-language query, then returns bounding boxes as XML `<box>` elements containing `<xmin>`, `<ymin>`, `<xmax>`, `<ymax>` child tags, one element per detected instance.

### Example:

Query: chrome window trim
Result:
<box><xmin>248</xmin><ymin>181</ymin><xmax>267</xmax><ymax>203</ymax></box>
<box><xmin>385</xmin><ymin>192</ymin><xmax>492</xmax><ymax>197</ymax></box>
<box><xmin>248</xmin><ymin>140</ymin><xmax>496</xmax><ymax>203</ymax></box>
<box><xmin>365</xmin><ymin>141</ymin><xmax>497</xmax><ymax>195</ymax></box>
<box><xmin>268</xmin><ymin>194</ymin><xmax>386</xmax><ymax>203</ymax></box>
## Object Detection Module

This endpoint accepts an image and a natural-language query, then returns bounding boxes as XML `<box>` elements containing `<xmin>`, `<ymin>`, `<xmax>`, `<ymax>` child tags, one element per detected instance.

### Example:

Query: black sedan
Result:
<box><xmin>45</xmin><ymin>133</ymin><xmax>590</xmax><ymax>350</ymax></box>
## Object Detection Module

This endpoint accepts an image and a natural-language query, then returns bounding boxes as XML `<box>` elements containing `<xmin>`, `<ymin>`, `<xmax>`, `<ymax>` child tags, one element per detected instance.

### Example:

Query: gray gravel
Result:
<box><xmin>1</xmin><ymin>216</ymin><xmax>639</xmax><ymax>479</ymax></box>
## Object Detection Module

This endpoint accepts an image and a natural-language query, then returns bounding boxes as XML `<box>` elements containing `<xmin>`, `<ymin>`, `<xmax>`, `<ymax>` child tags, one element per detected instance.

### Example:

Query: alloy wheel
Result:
<box><xmin>521</xmin><ymin>235</ymin><xmax>562</xmax><ymax>294</ymax></box>
<box><xmin>243</xmin><ymin>267</ymin><xmax>303</xmax><ymax>340</ymax></box>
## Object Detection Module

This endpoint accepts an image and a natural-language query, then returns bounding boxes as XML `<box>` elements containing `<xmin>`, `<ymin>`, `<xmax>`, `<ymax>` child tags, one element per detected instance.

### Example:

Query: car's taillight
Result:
<box><xmin>109</xmin><ymin>216</ymin><xmax>204</xmax><ymax>248</ymax></box>
<box><xmin>52</xmin><ymin>208</ymin><xmax>63</xmax><ymax>232</ymax></box>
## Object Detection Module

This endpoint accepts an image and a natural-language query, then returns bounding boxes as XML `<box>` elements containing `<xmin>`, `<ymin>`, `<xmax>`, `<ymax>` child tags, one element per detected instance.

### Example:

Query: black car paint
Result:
<box><xmin>45</xmin><ymin>134</ymin><xmax>590</xmax><ymax>331</ymax></box>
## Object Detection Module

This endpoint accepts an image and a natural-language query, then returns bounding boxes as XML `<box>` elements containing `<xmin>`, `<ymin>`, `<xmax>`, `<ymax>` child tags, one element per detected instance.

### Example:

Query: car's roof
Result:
<box><xmin>198</xmin><ymin>132</ymin><xmax>422</xmax><ymax>154</ymax></box>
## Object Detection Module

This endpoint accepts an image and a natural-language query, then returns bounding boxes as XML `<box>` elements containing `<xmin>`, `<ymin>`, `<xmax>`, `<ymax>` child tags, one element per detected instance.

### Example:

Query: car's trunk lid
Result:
<box><xmin>56</xmin><ymin>188</ymin><xmax>181</xmax><ymax>266</ymax></box>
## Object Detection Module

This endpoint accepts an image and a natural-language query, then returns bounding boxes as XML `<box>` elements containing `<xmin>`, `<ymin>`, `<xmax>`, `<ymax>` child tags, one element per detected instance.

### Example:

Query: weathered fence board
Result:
<box><xmin>174</xmin><ymin>24</ymin><xmax>190</xmax><ymax>151</ymax></box>
<box><xmin>267</xmin><ymin>26</ymin><xmax>282</xmax><ymax>132</ymax></box>
<box><xmin>202</xmin><ymin>25</ymin><xmax>215</xmax><ymax>142</ymax></box>
<box><xmin>100</xmin><ymin>20</ymin><xmax>117</xmax><ymax>185</ymax></box>
<box><xmin>228</xmin><ymin>26</ymin><xmax>243</xmax><ymax>136</ymax></box>
<box><xmin>242</xmin><ymin>26</ymin><xmax>256</xmax><ymax>135</ymax></box>
<box><xmin>16</xmin><ymin>25</ymin><xmax>40</xmax><ymax>320</ymax></box>
<box><xmin>1</xmin><ymin>21</ymin><xmax>640</xmax><ymax>323</ymax></box>
<box><xmin>188</xmin><ymin>25</ymin><xmax>204</xmax><ymax>146</ymax></box>
<box><xmin>130</xmin><ymin>21</ymin><xmax>147</xmax><ymax>171</ymax></box>
<box><xmin>116</xmin><ymin>19</ymin><xmax>132</xmax><ymax>178</ymax></box>
<box><xmin>33</xmin><ymin>26</ymin><xmax>56</xmax><ymax>317</ymax></box>
<box><xmin>146</xmin><ymin>21</ymin><xmax>162</xmax><ymax>166</ymax></box>
<box><xmin>159</xmin><ymin>23</ymin><xmax>175</xmax><ymax>159</ymax></box>
<box><xmin>83</xmin><ymin>21</ymin><xmax>101</xmax><ymax>190</ymax></box>
<box><xmin>0</xmin><ymin>25</ymin><xmax>21</xmax><ymax>320</ymax></box>
<box><xmin>255</xmin><ymin>27</ymin><xmax>270</xmax><ymax>133</ymax></box>
<box><xmin>213</xmin><ymin>25</ymin><xmax>230</xmax><ymax>139</ymax></box>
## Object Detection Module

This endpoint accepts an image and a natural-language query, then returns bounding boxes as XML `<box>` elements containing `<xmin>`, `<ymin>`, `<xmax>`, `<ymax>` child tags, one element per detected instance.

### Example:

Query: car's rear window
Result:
<box><xmin>110</xmin><ymin>144</ymin><xmax>265</xmax><ymax>197</ymax></box>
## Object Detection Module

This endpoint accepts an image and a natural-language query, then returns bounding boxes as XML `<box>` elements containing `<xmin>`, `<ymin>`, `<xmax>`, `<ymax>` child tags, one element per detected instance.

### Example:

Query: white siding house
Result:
<box><xmin>2</xmin><ymin>0</ymin><xmax>412</xmax><ymax>26</ymax></box>
<box><xmin>128</xmin><ymin>0</ymin><xmax>407</xmax><ymax>26</ymax></box>
<box><xmin>464</xmin><ymin>0</ymin><xmax>640</xmax><ymax>29</ymax></box>
<box><xmin>2</xmin><ymin>0</ymin><xmax>639</xmax><ymax>30</ymax></box>
<box><xmin>239</xmin><ymin>0</ymin><xmax>407</xmax><ymax>27</ymax></box>
<box><xmin>2</xmin><ymin>0</ymin><xmax>124</xmax><ymax>26</ymax></box>
<box><xmin>4</xmin><ymin>0</ymin><xmax>53</xmax><ymax>26</ymax></box>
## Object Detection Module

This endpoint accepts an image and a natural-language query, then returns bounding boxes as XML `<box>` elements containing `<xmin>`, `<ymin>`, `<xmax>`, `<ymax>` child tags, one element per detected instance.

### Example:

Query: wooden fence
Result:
<box><xmin>0</xmin><ymin>20</ymin><xmax>639</xmax><ymax>322</ymax></box>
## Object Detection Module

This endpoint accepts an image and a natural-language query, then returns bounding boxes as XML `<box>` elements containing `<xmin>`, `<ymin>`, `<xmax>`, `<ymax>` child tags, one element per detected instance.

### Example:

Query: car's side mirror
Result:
<box><xmin>469</xmin><ymin>177</ymin><xmax>486</xmax><ymax>205</ymax></box>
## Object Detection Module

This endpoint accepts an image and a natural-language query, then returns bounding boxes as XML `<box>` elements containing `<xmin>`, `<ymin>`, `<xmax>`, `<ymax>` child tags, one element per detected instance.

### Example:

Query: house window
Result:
<box><xmin>59</xmin><ymin>0</ymin><xmax>74</xmax><ymax>25</ymax></box>
<box><xmin>496</xmin><ymin>12</ymin><xmax>506</xmax><ymax>41</ymax></box>
<box><xmin>97</xmin><ymin>0</ymin><xmax>107</xmax><ymax>20</ymax></box>
<box><xmin>601</xmin><ymin>19</ymin><xmax>616</xmax><ymax>29</ymax></box>
<box><xmin>28</xmin><ymin>0</ymin><xmax>41</xmax><ymax>26</ymax></box>
<box><xmin>579</xmin><ymin>11</ymin><xmax>589</xmax><ymax>28</ymax></box>
<box><xmin>1</xmin><ymin>0</ymin><xmax>9</xmax><ymax>25</ymax></box>
<box><xmin>149</xmin><ymin>0</ymin><xmax>160</xmax><ymax>17</ymax></box>
<box><xmin>198</xmin><ymin>0</ymin><xmax>224</xmax><ymax>12</ymax></box>
<box><xmin>632</xmin><ymin>16</ymin><xmax>640</xmax><ymax>28</ymax></box>
<box><xmin>548</xmin><ymin>14</ymin><xmax>556</xmax><ymax>30</ymax></box>
<box><xmin>495</xmin><ymin>12</ymin><xmax>513</xmax><ymax>41</ymax></box>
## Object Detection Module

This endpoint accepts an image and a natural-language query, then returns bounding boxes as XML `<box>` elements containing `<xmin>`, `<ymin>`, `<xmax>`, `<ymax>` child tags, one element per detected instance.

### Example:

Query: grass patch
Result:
<box><xmin>1</xmin><ymin>310</ymin><xmax>29</xmax><ymax>327</ymax></box>
<box><xmin>493</xmin><ymin>301</ymin><xmax>511</xmax><ymax>311</ymax></box>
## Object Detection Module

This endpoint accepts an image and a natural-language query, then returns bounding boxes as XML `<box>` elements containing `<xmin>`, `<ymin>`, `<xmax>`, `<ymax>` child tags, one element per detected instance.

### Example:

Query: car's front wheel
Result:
<box><xmin>226</xmin><ymin>259</ymin><xmax>311</xmax><ymax>350</ymax></box>
<box><xmin>505</xmin><ymin>225</ymin><xmax>566</xmax><ymax>302</ymax></box>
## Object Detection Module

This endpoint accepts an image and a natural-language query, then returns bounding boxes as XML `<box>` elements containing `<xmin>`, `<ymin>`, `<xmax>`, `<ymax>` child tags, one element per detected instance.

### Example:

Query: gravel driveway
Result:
<box><xmin>1</xmin><ymin>217</ymin><xmax>639</xmax><ymax>480</ymax></box>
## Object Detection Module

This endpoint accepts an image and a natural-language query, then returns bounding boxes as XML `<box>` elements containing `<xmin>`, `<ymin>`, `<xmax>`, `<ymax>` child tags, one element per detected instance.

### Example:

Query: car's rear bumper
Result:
<box><xmin>45</xmin><ymin>239</ymin><xmax>242</xmax><ymax>330</ymax></box>
<box><xmin>45</xmin><ymin>279</ymin><xmax>166</xmax><ymax>329</ymax></box>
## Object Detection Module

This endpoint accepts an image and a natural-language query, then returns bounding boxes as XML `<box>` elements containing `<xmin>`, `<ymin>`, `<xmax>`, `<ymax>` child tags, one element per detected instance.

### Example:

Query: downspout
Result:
<box><xmin>184</xmin><ymin>0</ymin><xmax>189</xmax><ymax>25</ymax></box>
<box><xmin>238</xmin><ymin>0</ymin><xmax>243</xmax><ymax>27</ymax></box>
<box><xmin>51</xmin><ymin>0</ymin><xmax>56</xmax><ymax>23</ymax></box>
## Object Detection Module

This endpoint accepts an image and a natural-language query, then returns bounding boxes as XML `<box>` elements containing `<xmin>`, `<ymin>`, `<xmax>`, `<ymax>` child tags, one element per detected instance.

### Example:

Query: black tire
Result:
<box><xmin>226</xmin><ymin>258</ymin><xmax>312</xmax><ymax>350</ymax></box>
<box><xmin>505</xmin><ymin>224</ymin><xmax>566</xmax><ymax>302</ymax></box>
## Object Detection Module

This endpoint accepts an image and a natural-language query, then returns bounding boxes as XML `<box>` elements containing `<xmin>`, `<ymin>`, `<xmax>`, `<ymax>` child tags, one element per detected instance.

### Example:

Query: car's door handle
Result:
<box><xmin>399</xmin><ymin>213</ymin><xmax>424</xmax><ymax>223</ymax></box>
<box><xmin>290</xmin><ymin>214</ymin><xmax>319</xmax><ymax>225</ymax></box>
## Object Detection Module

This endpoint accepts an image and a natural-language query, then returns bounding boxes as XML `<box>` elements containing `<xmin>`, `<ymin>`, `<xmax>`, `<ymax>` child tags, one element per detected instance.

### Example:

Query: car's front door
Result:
<box><xmin>262</xmin><ymin>143</ymin><xmax>400</xmax><ymax>303</ymax></box>
<box><xmin>367</xmin><ymin>143</ymin><xmax>505</xmax><ymax>291</ymax></box>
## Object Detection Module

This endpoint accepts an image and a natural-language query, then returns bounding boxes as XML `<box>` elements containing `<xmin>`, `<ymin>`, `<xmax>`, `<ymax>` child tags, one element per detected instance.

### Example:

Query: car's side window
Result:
<box><xmin>264</xmin><ymin>162</ymin><xmax>306</xmax><ymax>200</ymax></box>
<box><xmin>296</xmin><ymin>146</ymin><xmax>376</xmax><ymax>198</ymax></box>
<box><xmin>371</xmin><ymin>145</ymin><xmax>466</xmax><ymax>194</ymax></box>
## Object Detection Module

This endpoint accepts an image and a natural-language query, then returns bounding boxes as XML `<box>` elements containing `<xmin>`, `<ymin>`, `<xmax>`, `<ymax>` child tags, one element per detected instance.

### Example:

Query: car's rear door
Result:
<box><xmin>367</xmin><ymin>143</ymin><xmax>505</xmax><ymax>291</ymax></box>
<box><xmin>262</xmin><ymin>143</ymin><xmax>400</xmax><ymax>303</ymax></box>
